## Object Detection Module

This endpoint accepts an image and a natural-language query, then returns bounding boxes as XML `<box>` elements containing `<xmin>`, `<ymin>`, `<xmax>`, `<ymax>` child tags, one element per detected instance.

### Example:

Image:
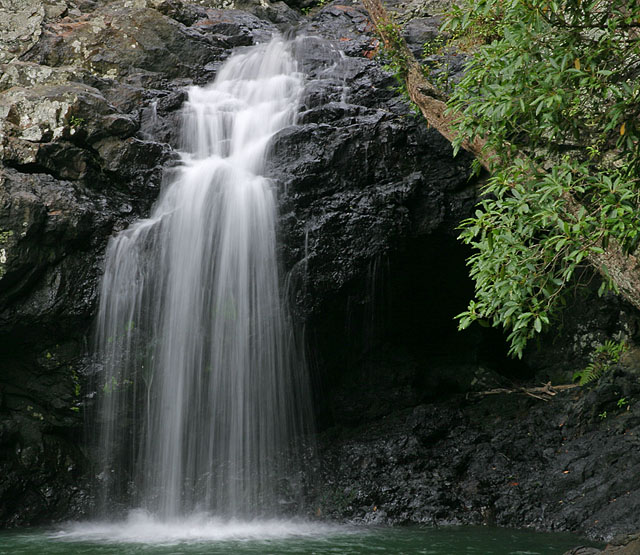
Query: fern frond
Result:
<box><xmin>573</xmin><ymin>340</ymin><xmax>628</xmax><ymax>386</ymax></box>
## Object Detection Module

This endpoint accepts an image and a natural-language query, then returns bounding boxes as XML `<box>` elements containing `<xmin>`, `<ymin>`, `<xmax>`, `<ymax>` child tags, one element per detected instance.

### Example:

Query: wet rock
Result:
<box><xmin>397</xmin><ymin>0</ymin><xmax>456</xmax><ymax>20</ymax></box>
<box><xmin>23</xmin><ymin>1</ymin><xmax>278</xmax><ymax>85</ymax></box>
<box><xmin>0</xmin><ymin>62</ymin><xmax>93</xmax><ymax>92</ymax></box>
<box><xmin>275</xmin><ymin>3</ymin><xmax>476</xmax><ymax>317</ymax></box>
<box><xmin>0</xmin><ymin>165</ymin><xmax>105</xmax><ymax>524</ymax></box>
<box><xmin>269</xmin><ymin>1</ymin><xmax>489</xmax><ymax>432</ymax></box>
<box><xmin>0</xmin><ymin>168</ymin><xmax>109</xmax><ymax>333</ymax></box>
<box><xmin>250</xmin><ymin>1</ymin><xmax>301</xmax><ymax>27</ymax></box>
<box><xmin>306</xmin><ymin>367</ymin><xmax>640</xmax><ymax>542</ymax></box>
<box><xmin>403</xmin><ymin>16</ymin><xmax>441</xmax><ymax>54</ymax></box>
<box><xmin>0</xmin><ymin>80</ymin><xmax>145</xmax><ymax>181</ymax></box>
<box><xmin>566</xmin><ymin>533</ymin><xmax>640</xmax><ymax>554</ymax></box>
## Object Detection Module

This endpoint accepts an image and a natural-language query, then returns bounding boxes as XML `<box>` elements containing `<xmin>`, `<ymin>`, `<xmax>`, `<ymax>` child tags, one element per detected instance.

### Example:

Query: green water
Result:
<box><xmin>0</xmin><ymin>518</ymin><xmax>601</xmax><ymax>555</ymax></box>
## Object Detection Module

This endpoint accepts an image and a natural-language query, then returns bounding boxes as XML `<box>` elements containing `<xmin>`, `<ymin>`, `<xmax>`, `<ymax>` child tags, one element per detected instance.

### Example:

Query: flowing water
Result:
<box><xmin>94</xmin><ymin>37</ymin><xmax>310</xmax><ymax>518</ymax></box>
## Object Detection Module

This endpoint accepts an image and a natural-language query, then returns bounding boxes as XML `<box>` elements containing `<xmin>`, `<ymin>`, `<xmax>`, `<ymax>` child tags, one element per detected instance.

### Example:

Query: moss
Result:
<box><xmin>0</xmin><ymin>230</ymin><xmax>14</xmax><ymax>278</ymax></box>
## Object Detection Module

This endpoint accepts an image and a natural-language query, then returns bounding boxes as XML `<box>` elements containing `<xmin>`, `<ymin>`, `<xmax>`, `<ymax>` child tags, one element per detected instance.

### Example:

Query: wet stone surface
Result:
<box><xmin>305</xmin><ymin>366</ymin><xmax>640</xmax><ymax>542</ymax></box>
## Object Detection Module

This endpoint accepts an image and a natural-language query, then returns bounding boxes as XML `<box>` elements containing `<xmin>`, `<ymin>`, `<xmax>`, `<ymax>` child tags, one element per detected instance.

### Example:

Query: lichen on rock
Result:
<box><xmin>0</xmin><ymin>0</ymin><xmax>45</xmax><ymax>64</ymax></box>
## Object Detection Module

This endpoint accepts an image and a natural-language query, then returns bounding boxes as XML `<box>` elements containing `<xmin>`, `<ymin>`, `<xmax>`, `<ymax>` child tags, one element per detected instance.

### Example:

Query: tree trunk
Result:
<box><xmin>361</xmin><ymin>0</ymin><xmax>640</xmax><ymax>312</ymax></box>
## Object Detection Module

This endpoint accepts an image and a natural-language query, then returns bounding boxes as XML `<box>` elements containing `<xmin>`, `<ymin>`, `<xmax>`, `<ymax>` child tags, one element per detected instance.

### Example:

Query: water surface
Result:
<box><xmin>0</xmin><ymin>517</ymin><xmax>600</xmax><ymax>554</ymax></box>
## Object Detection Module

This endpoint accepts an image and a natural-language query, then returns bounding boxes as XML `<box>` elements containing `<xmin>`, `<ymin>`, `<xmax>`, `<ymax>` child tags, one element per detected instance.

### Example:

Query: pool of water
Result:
<box><xmin>0</xmin><ymin>514</ymin><xmax>601</xmax><ymax>554</ymax></box>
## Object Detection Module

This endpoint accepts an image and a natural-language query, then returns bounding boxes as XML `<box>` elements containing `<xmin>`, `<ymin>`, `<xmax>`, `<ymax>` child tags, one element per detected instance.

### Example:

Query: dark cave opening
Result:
<box><xmin>307</xmin><ymin>233</ymin><xmax>528</xmax><ymax>430</ymax></box>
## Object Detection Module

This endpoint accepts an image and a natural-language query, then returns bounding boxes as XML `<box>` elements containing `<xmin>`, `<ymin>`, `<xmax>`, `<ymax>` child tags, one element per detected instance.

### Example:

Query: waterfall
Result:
<box><xmin>94</xmin><ymin>38</ymin><xmax>311</xmax><ymax>519</ymax></box>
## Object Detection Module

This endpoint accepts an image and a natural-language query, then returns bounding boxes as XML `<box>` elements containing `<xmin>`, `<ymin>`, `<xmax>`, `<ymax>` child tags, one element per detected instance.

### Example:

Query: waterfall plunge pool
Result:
<box><xmin>0</xmin><ymin>517</ymin><xmax>602</xmax><ymax>554</ymax></box>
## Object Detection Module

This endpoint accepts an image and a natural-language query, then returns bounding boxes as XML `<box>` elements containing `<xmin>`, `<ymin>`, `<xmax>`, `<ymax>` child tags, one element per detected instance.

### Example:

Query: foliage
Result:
<box><xmin>376</xmin><ymin>21</ymin><xmax>422</xmax><ymax>114</ymax></box>
<box><xmin>421</xmin><ymin>37</ymin><xmax>457</xmax><ymax>92</ymax></box>
<box><xmin>572</xmin><ymin>340</ymin><xmax>628</xmax><ymax>385</ymax></box>
<box><xmin>376</xmin><ymin>21</ymin><xmax>411</xmax><ymax>82</ymax></box>
<box><xmin>68</xmin><ymin>115</ymin><xmax>84</xmax><ymax>127</ymax></box>
<box><xmin>442</xmin><ymin>0</ymin><xmax>507</xmax><ymax>49</ymax></box>
<box><xmin>377</xmin><ymin>21</ymin><xmax>410</xmax><ymax>74</ymax></box>
<box><xmin>422</xmin><ymin>36</ymin><xmax>447</xmax><ymax>57</ymax></box>
<box><xmin>617</xmin><ymin>396</ymin><xmax>629</xmax><ymax>408</ymax></box>
<box><xmin>448</xmin><ymin>0</ymin><xmax>640</xmax><ymax>357</ymax></box>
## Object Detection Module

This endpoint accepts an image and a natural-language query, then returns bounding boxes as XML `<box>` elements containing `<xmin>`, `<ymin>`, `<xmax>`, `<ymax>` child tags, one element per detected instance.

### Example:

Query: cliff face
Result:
<box><xmin>0</xmin><ymin>0</ymin><xmax>638</xmax><ymax>541</ymax></box>
<box><xmin>1</xmin><ymin>0</ymin><xmax>477</xmax><ymax>525</ymax></box>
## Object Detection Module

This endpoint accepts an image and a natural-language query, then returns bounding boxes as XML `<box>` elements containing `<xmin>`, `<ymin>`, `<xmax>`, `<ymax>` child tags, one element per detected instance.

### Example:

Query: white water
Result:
<box><xmin>94</xmin><ymin>38</ymin><xmax>311</xmax><ymax>520</ymax></box>
<box><xmin>50</xmin><ymin>512</ymin><xmax>343</xmax><ymax>545</ymax></box>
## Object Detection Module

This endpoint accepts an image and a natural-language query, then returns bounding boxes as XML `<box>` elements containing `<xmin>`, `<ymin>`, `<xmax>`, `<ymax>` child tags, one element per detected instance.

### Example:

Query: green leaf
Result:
<box><xmin>533</xmin><ymin>317</ymin><xmax>542</xmax><ymax>333</ymax></box>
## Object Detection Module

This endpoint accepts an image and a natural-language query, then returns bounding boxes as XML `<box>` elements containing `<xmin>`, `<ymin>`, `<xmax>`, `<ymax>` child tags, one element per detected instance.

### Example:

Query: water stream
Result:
<box><xmin>94</xmin><ymin>37</ymin><xmax>310</xmax><ymax>519</ymax></box>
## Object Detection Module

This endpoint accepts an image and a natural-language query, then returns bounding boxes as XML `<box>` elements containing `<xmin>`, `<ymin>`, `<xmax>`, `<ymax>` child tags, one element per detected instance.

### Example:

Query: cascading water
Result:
<box><xmin>94</xmin><ymin>38</ymin><xmax>311</xmax><ymax>520</ymax></box>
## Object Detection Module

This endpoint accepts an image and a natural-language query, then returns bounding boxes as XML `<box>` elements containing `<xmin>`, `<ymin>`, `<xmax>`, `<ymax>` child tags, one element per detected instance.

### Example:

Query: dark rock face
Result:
<box><xmin>307</xmin><ymin>365</ymin><xmax>640</xmax><ymax>542</ymax></box>
<box><xmin>0</xmin><ymin>0</ymin><xmax>480</xmax><ymax>526</ymax></box>
<box><xmin>524</xmin><ymin>285</ymin><xmax>639</xmax><ymax>385</ymax></box>
<box><xmin>270</xmin><ymin>5</ymin><xmax>501</xmax><ymax>431</ymax></box>
<box><xmin>276</xmin><ymin>11</ymin><xmax>476</xmax><ymax>312</ymax></box>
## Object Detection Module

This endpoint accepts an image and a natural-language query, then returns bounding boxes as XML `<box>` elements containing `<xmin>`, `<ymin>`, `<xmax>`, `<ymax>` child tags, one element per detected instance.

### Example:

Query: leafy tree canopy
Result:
<box><xmin>446</xmin><ymin>0</ymin><xmax>640</xmax><ymax>357</ymax></box>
